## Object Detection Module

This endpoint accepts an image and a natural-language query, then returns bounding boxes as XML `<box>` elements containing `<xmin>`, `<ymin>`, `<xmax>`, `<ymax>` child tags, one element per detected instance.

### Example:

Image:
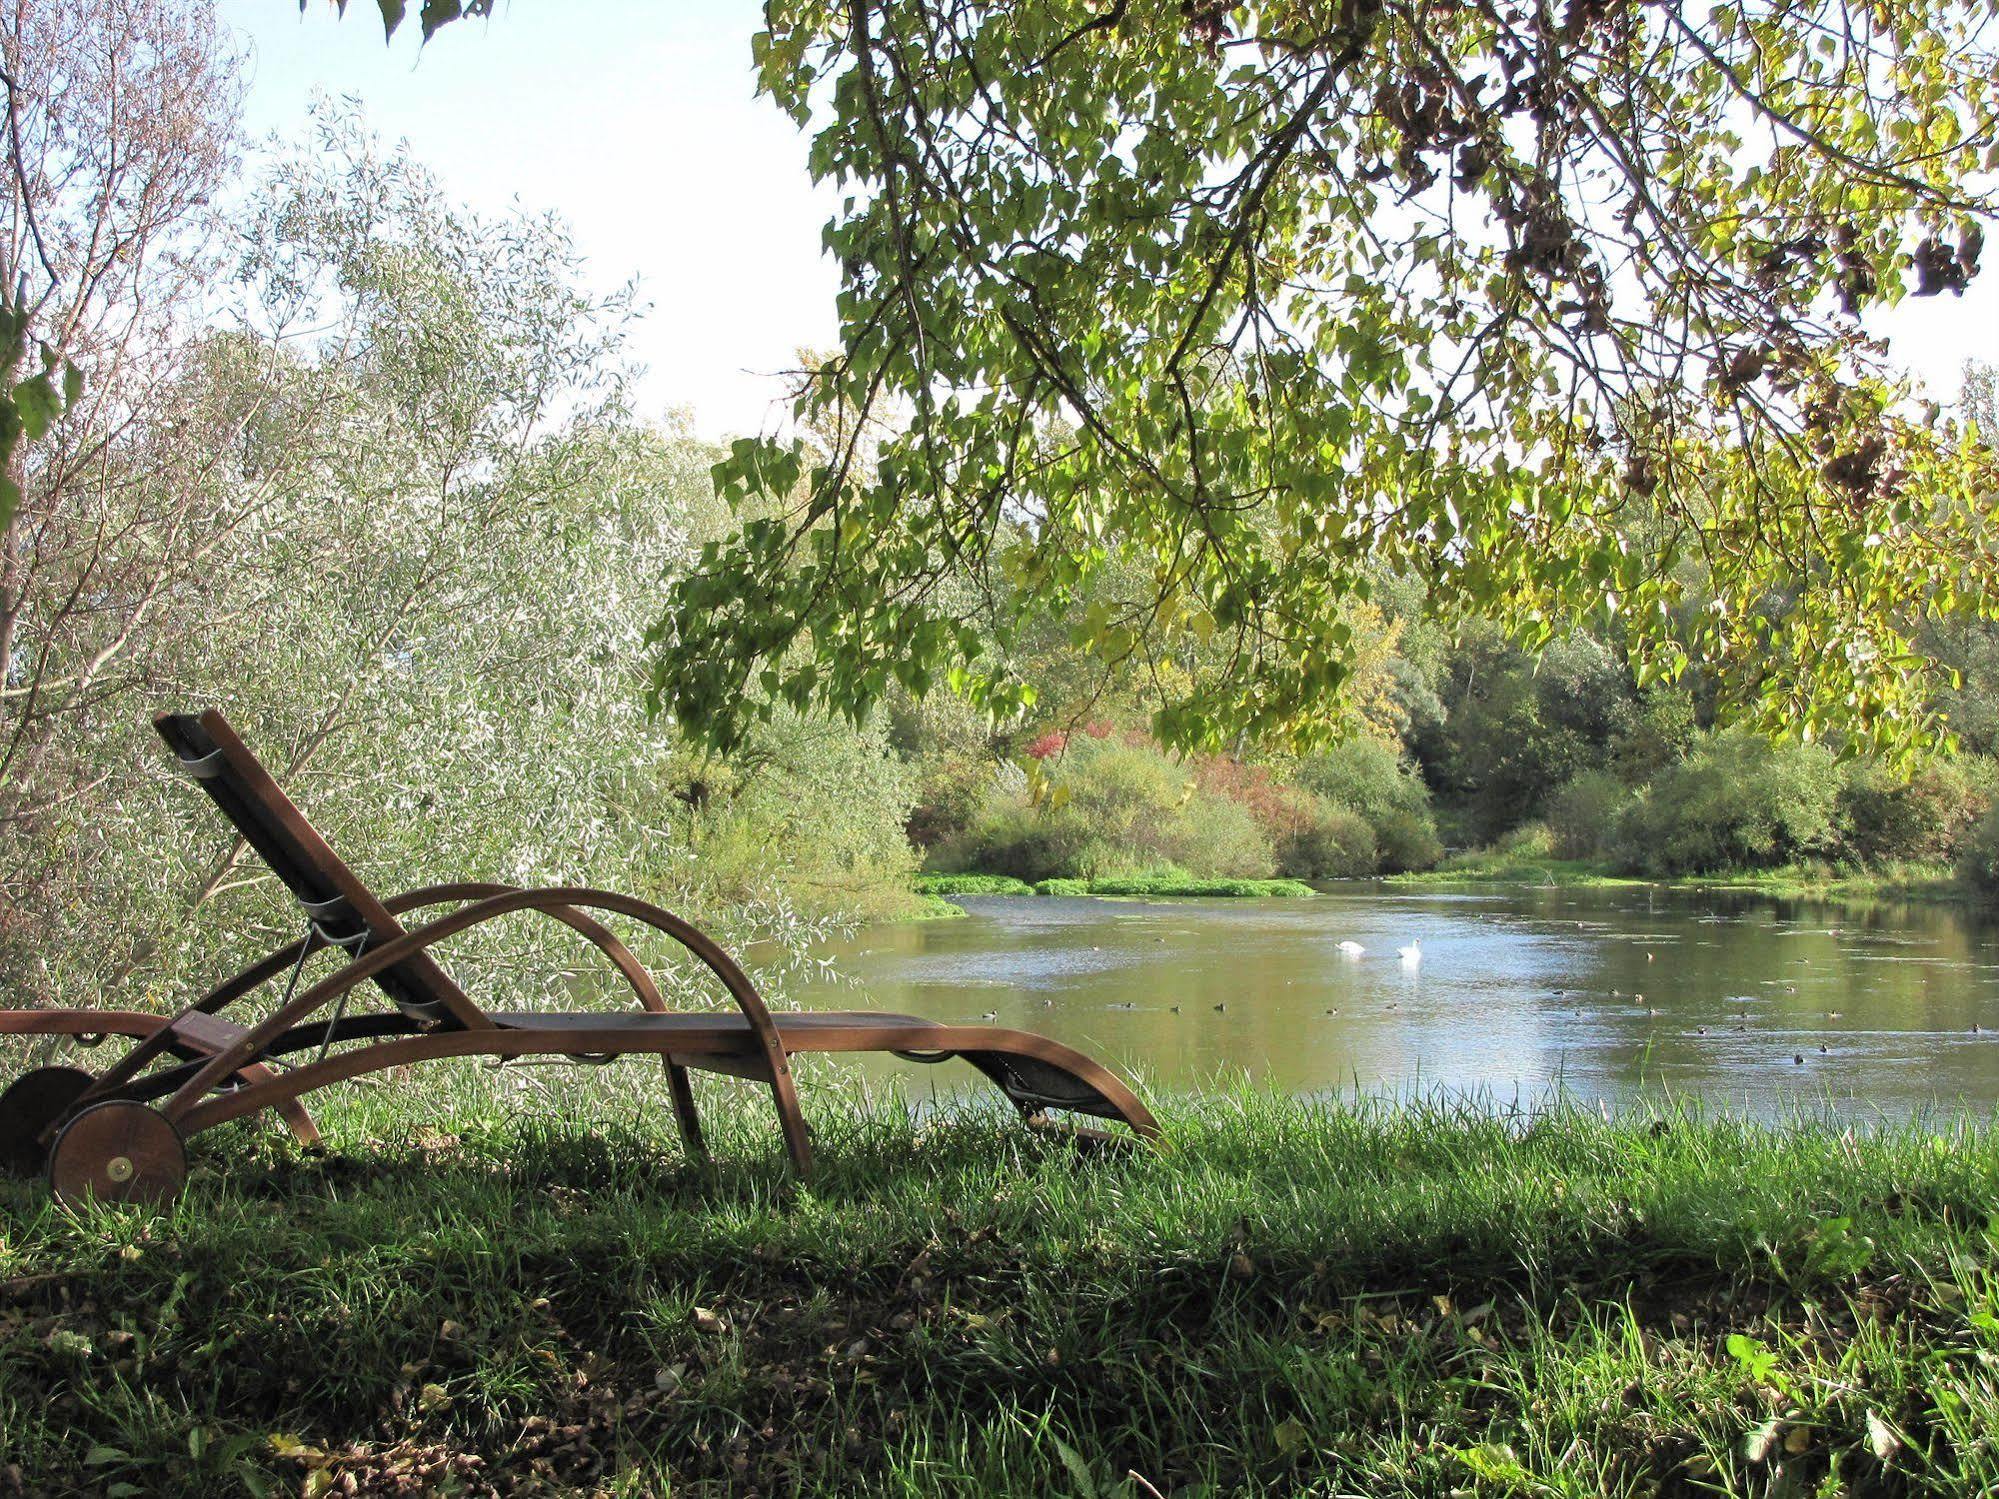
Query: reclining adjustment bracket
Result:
<box><xmin>175</xmin><ymin>746</ymin><xmax>230</xmax><ymax>781</ymax></box>
<box><xmin>299</xmin><ymin>892</ymin><xmax>370</xmax><ymax>956</ymax></box>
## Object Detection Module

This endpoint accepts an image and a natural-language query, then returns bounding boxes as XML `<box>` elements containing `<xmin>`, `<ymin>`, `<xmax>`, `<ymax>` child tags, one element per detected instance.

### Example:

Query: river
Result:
<box><xmin>786</xmin><ymin>886</ymin><xmax>1999</xmax><ymax>1116</ymax></box>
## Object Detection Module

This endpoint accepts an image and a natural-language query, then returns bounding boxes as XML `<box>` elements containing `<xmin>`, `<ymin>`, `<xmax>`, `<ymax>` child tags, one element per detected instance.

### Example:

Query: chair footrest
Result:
<box><xmin>959</xmin><ymin>1051</ymin><xmax>1125</xmax><ymax>1120</ymax></box>
<box><xmin>165</xmin><ymin>1011</ymin><xmax>255</xmax><ymax>1057</ymax></box>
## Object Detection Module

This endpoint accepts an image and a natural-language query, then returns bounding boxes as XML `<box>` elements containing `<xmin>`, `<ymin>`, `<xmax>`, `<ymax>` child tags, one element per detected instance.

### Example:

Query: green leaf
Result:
<box><xmin>418</xmin><ymin>0</ymin><xmax>457</xmax><ymax>41</ymax></box>
<box><xmin>1045</xmin><ymin>1432</ymin><xmax>1097</xmax><ymax>1499</ymax></box>
<box><xmin>13</xmin><ymin>372</ymin><xmax>59</xmax><ymax>441</ymax></box>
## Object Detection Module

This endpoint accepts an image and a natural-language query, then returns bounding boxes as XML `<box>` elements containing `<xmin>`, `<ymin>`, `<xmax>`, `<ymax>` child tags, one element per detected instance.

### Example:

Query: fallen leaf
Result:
<box><xmin>1745</xmin><ymin>1416</ymin><xmax>1783</xmax><ymax>1463</ymax></box>
<box><xmin>692</xmin><ymin>1306</ymin><xmax>728</xmax><ymax>1336</ymax></box>
<box><xmin>1865</xmin><ymin>1410</ymin><xmax>1902</xmax><ymax>1463</ymax></box>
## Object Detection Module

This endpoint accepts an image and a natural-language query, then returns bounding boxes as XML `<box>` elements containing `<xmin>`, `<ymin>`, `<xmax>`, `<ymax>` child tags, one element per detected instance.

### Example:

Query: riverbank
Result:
<box><xmin>1384</xmin><ymin>850</ymin><xmax>1977</xmax><ymax>904</ymax></box>
<box><xmin>3</xmin><ymin>1075</ymin><xmax>1996</xmax><ymax>1495</ymax></box>
<box><xmin>914</xmin><ymin>872</ymin><xmax>1316</xmax><ymax>900</ymax></box>
<box><xmin>914</xmin><ymin>857</ymin><xmax>1981</xmax><ymax>910</ymax></box>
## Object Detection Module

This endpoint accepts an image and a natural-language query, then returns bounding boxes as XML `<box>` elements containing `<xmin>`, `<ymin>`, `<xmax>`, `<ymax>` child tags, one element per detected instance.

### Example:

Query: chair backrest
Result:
<box><xmin>154</xmin><ymin>710</ymin><xmax>483</xmax><ymax>1029</ymax></box>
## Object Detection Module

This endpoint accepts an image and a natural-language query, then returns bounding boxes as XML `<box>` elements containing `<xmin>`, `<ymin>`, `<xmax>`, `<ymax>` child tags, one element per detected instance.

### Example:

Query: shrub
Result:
<box><xmin>1291</xmin><ymin>737</ymin><xmax>1441</xmax><ymax>871</ymax></box>
<box><xmin>1062</xmin><ymin>740</ymin><xmax>1187</xmax><ymax>852</ymax></box>
<box><xmin>1294</xmin><ymin>738</ymin><xmax>1430</xmax><ymax>824</ymax></box>
<box><xmin>905</xmin><ymin>752</ymin><xmax>996</xmax><ymax>850</ymax></box>
<box><xmin>1276</xmin><ymin>800</ymin><xmax>1377</xmax><ymax>879</ymax></box>
<box><xmin>1499</xmin><ymin>821</ymin><xmax>1557</xmax><ymax>859</ymax></box>
<box><xmin>1172</xmin><ymin>794</ymin><xmax>1278</xmax><ymax>879</ymax></box>
<box><xmin>1837</xmin><ymin>757</ymin><xmax>1995</xmax><ymax>867</ymax></box>
<box><xmin>1373</xmin><ymin>806</ymin><xmax>1444</xmax><ymax>872</ymax></box>
<box><xmin>1612</xmin><ymin>734</ymin><xmax>1843</xmax><ymax>876</ymax></box>
<box><xmin>1546</xmin><ymin>771</ymin><xmax>1628</xmax><ymax>860</ymax></box>
<box><xmin>938</xmin><ymin>801</ymin><xmax>1094</xmax><ymax>883</ymax></box>
<box><xmin>1960</xmin><ymin>808</ymin><xmax>1999</xmax><ymax>898</ymax></box>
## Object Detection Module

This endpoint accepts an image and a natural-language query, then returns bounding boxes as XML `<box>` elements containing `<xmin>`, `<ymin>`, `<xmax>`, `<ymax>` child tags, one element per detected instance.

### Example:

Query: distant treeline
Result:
<box><xmin>896</xmin><ymin>542</ymin><xmax>1999</xmax><ymax>896</ymax></box>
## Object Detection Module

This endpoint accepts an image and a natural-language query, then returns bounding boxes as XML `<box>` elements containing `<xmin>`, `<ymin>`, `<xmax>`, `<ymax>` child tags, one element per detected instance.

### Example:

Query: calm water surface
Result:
<box><xmin>785</xmin><ymin>887</ymin><xmax>1999</xmax><ymax>1116</ymax></box>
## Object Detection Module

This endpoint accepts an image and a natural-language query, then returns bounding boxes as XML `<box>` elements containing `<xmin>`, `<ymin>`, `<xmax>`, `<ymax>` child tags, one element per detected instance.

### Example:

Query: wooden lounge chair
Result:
<box><xmin>0</xmin><ymin>710</ymin><xmax>1159</xmax><ymax>1205</ymax></box>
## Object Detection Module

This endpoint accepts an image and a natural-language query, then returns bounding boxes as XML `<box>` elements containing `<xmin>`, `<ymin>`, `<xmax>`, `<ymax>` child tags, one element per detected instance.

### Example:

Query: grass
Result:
<box><xmin>4</xmin><ymin>1061</ymin><xmax>1999</xmax><ymax>1496</ymax></box>
<box><xmin>1384</xmin><ymin>849</ymin><xmax>1655</xmax><ymax>889</ymax></box>
<box><xmin>1386</xmin><ymin>850</ymin><xmax>1975</xmax><ymax>904</ymax></box>
<box><xmin>912</xmin><ymin>874</ymin><xmax>1318</xmax><ymax>903</ymax></box>
<box><xmin>911</xmin><ymin>874</ymin><xmax>1038</xmax><ymax>897</ymax></box>
<box><xmin>905</xmin><ymin>892</ymin><xmax>971</xmax><ymax>921</ymax></box>
<box><xmin>1034</xmin><ymin>876</ymin><xmax>1317</xmax><ymax>898</ymax></box>
<box><xmin>1652</xmin><ymin>861</ymin><xmax>1969</xmax><ymax>903</ymax></box>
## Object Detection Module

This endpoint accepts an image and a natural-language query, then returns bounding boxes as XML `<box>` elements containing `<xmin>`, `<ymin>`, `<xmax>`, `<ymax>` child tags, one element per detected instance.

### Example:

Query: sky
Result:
<box><xmin>221</xmin><ymin>0</ymin><xmax>1994</xmax><ymax>442</ymax></box>
<box><xmin>221</xmin><ymin>0</ymin><xmax>842</xmax><ymax>439</ymax></box>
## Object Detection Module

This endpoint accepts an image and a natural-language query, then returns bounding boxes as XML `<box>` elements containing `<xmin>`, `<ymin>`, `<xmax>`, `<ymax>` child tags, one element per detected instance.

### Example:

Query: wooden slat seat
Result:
<box><xmin>487</xmin><ymin>1010</ymin><xmax>938</xmax><ymax>1036</ymax></box>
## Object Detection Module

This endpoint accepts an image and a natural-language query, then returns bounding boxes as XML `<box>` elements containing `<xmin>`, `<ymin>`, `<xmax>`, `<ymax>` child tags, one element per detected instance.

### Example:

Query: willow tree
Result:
<box><xmin>408</xmin><ymin>0</ymin><xmax>1998</xmax><ymax>753</ymax></box>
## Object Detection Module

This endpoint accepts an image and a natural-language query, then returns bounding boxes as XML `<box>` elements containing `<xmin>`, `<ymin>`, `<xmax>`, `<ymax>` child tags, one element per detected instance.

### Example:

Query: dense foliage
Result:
<box><xmin>0</xmin><ymin>43</ymin><xmax>921</xmax><ymax>1013</ymax></box>
<box><xmin>902</xmin><ymin>495</ymin><xmax>1999</xmax><ymax>887</ymax></box>
<box><xmin>631</xmin><ymin>0</ymin><xmax>1999</xmax><ymax>764</ymax></box>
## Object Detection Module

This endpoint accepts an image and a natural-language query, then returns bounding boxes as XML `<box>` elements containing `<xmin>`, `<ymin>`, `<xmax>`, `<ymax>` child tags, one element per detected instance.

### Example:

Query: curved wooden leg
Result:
<box><xmin>249</xmin><ymin>1072</ymin><xmax>323</xmax><ymax>1150</ymax></box>
<box><xmin>766</xmin><ymin>1053</ymin><xmax>813</xmax><ymax>1174</ymax></box>
<box><xmin>664</xmin><ymin>1061</ymin><xmax>706</xmax><ymax>1160</ymax></box>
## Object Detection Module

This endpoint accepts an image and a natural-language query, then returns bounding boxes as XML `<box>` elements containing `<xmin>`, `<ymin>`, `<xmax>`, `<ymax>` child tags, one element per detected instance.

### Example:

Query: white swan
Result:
<box><xmin>1397</xmin><ymin>940</ymin><xmax>1422</xmax><ymax>964</ymax></box>
<box><xmin>1337</xmin><ymin>940</ymin><xmax>1365</xmax><ymax>956</ymax></box>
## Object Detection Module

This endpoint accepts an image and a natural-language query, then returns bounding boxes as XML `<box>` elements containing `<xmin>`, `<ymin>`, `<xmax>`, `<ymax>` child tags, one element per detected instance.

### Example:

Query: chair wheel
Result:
<box><xmin>47</xmin><ymin>1100</ymin><xmax>186</xmax><ymax>1208</ymax></box>
<box><xmin>0</xmin><ymin>1065</ymin><xmax>96</xmax><ymax>1177</ymax></box>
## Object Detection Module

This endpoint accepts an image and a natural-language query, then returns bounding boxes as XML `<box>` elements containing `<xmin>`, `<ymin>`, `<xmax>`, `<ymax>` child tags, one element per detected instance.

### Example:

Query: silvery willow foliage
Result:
<box><xmin>6</xmin><ymin>107</ymin><xmax>915</xmax><ymax>1019</ymax></box>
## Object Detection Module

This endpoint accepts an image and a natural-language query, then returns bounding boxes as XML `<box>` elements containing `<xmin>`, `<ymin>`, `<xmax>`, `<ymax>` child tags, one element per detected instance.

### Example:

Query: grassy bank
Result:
<box><xmin>915</xmin><ymin>872</ymin><xmax>1317</xmax><ymax>901</ymax></box>
<box><xmin>4</xmin><ymin>1068</ymin><xmax>1998</xmax><ymax>1496</ymax></box>
<box><xmin>1385</xmin><ymin>850</ymin><xmax>1976</xmax><ymax>904</ymax></box>
<box><xmin>1033</xmin><ymin>875</ymin><xmax>1316</xmax><ymax>899</ymax></box>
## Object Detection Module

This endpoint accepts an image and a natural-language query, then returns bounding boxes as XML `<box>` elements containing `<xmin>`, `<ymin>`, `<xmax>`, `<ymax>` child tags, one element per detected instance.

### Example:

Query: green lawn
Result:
<box><xmin>3</xmin><ymin>1066</ymin><xmax>1997</xmax><ymax>1495</ymax></box>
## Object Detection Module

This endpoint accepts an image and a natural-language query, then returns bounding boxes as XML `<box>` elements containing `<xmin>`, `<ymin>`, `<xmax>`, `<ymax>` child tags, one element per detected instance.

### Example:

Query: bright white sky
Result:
<box><xmin>221</xmin><ymin>0</ymin><xmax>1995</xmax><ymax>441</ymax></box>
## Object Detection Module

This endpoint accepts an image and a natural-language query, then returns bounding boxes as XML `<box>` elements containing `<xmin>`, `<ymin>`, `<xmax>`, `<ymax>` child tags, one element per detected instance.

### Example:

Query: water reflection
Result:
<box><xmin>779</xmin><ymin>887</ymin><xmax>1999</xmax><ymax>1116</ymax></box>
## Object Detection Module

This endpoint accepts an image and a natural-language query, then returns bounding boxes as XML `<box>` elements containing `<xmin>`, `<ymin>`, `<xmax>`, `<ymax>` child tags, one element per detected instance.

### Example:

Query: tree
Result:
<box><xmin>0</xmin><ymin>0</ymin><xmax>244</xmax><ymax>898</ymax></box>
<box><xmin>390</xmin><ymin>0</ymin><xmax>1999</xmax><ymax>756</ymax></box>
<box><xmin>4</xmin><ymin>107</ymin><xmax>922</xmax><ymax>1012</ymax></box>
<box><xmin>1966</xmin><ymin>359</ymin><xmax>1998</xmax><ymax>442</ymax></box>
